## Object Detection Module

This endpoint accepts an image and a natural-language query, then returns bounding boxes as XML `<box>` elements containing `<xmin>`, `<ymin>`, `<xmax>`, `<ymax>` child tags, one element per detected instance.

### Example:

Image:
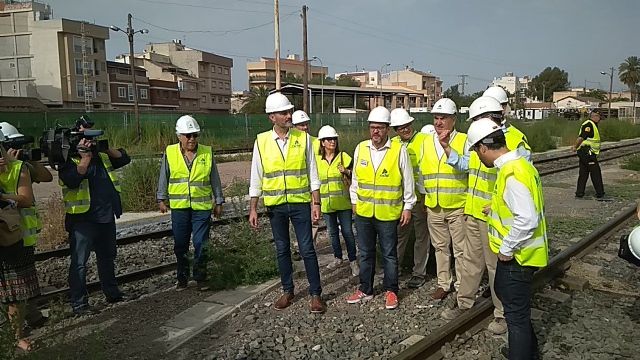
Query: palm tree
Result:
<box><xmin>619</xmin><ymin>56</ymin><xmax>640</xmax><ymax>122</ymax></box>
<box><xmin>241</xmin><ymin>86</ymin><xmax>270</xmax><ymax>114</ymax></box>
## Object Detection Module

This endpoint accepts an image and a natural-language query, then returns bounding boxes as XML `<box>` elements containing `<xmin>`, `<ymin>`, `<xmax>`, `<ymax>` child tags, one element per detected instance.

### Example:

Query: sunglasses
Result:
<box><xmin>181</xmin><ymin>133</ymin><xmax>199</xmax><ymax>139</ymax></box>
<box><xmin>322</xmin><ymin>137</ymin><xmax>337</xmax><ymax>142</ymax></box>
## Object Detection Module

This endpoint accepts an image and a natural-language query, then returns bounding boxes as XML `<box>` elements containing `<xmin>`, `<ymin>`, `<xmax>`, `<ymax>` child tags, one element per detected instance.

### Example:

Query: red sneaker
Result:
<box><xmin>346</xmin><ymin>290</ymin><xmax>373</xmax><ymax>304</ymax></box>
<box><xmin>385</xmin><ymin>291</ymin><xmax>398</xmax><ymax>310</ymax></box>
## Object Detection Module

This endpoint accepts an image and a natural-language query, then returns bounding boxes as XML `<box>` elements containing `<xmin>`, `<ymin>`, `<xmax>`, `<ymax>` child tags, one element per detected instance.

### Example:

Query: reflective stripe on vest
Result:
<box><xmin>578</xmin><ymin>119</ymin><xmax>600</xmax><ymax>154</ymax></box>
<box><xmin>354</xmin><ymin>140</ymin><xmax>403</xmax><ymax>221</ymax></box>
<box><xmin>420</xmin><ymin>132</ymin><xmax>468</xmax><ymax>209</ymax></box>
<box><xmin>487</xmin><ymin>157</ymin><xmax>548</xmax><ymax>267</ymax></box>
<box><xmin>0</xmin><ymin>160</ymin><xmax>41</xmax><ymax>246</ymax></box>
<box><xmin>166</xmin><ymin>143</ymin><xmax>213</xmax><ymax>210</ymax></box>
<box><xmin>464</xmin><ymin>128</ymin><xmax>530</xmax><ymax>220</ymax></box>
<box><xmin>60</xmin><ymin>154</ymin><xmax>121</xmax><ymax>214</ymax></box>
<box><xmin>392</xmin><ymin>131</ymin><xmax>426</xmax><ymax>187</ymax></box>
<box><xmin>257</xmin><ymin>129</ymin><xmax>311</xmax><ymax>206</ymax></box>
<box><xmin>316</xmin><ymin>151</ymin><xmax>352</xmax><ymax>213</ymax></box>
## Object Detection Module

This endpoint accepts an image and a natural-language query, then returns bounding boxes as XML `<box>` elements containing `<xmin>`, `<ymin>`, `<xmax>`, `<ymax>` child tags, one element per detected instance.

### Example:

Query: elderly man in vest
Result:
<box><xmin>389</xmin><ymin>108</ymin><xmax>431</xmax><ymax>289</ymax></box>
<box><xmin>59</xmin><ymin>116</ymin><xmax>131</xmax><ymax>315</ymax></box>
<box><xmin>572</xmin><ymin>109</ymin><xmax>604</xmax><ymax>199</ymax></box>
<box><xmin>346</xmin><ymin>106</ymin><xmax>415</xmax><ymax>310</ymax></box>
<box><xmin>157</xmin><ymin>115</ymin><xmax>224</xmax><ymax>291</ymax></box>
<box><xmin>420</xmin><ymin>98</ymin><xmax>468</xmax><ymax>301</ymax></box>
<box><xmin>248</xmin><ymin>93</ymin><xmax>326</xmax><ymax>314</ymax></box>
<box><xmin>467</xmin><ymin>118</ymin><xmax>548</xmax><ymax>360</ymax></box>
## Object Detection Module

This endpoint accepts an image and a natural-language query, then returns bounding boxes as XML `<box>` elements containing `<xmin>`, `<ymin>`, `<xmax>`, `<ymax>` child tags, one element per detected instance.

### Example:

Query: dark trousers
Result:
<box><xmin>324</xmin><ymin>209</ymin><xmax>357</xmax><ymax>262</ymax></box>
<box><xmin>268</xmin><ymin>203</ymin><xmax>322</xmax><ymax>296</ymax></box>
<box><xmin>494</xmin><ymin>259</ymin><xmax>539</xmax><ymax>360</ymax></box>
<box><xmin>576</xmin><ymin>147</ymin><xmax>604</xmax><ymax>197</ymax></box>
<box><xmin>354</xmin><ymin>215</ymin><xmax>399</xmax><ymax>295</ymax></box>
<box><xmin>68</xmin><ymin>222</ymin><xmax>122</xmax><ymax>311</ymax></box>
<box><xmin>171</xmin><ymin>209</ymin><xmax>212</xmax><ymax>284</ymax></box>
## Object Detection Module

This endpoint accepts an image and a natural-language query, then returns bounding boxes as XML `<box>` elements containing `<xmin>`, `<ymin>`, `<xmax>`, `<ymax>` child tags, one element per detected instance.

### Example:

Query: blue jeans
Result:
<box><xmin>323</xmin><ymin>209</ymin><xmax>357</xmax><ymax>262</ymax></box>
<box><xmin>354</xmin><ymin>215</ymin><xmax>399</xmax><ymax>295</ymax></box>
<box><xmin>171</xmin><ymin>209</ymin><xmax>212</xmax><ymax>284</ymax></box>
<box><xmin>68</xmin><ymin>222</ymin><xmax>122</xmax><ymax>311</ymax></box>
<box><xmin>267</xmin><ymin>203</ymin><xmax>322</xmax><ymax>296</ymax></box>
<box><xmin>495</xmin><ymin>259</ymin><xmax>539</xmax><ymax>360</ymax></box>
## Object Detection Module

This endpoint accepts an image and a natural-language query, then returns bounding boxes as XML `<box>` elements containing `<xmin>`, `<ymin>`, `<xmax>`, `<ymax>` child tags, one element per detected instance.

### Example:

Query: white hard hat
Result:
<box><xmin>468</xmin><ymin>96</ymin><xmax>503</xmax><ymax>121</ymax></box>
<box><xmin>420</xmin><ymin>124</ymin><xmax>436</xmax><ymax>135</ymax></box>
<box><xmin>628</xmin><ymin>226</ymin><xmax>640</xmax><ymax>261</ymax></box>
<box><xmin>390</xmin><ymin>108</ymin><xmax>414</xmax><ymax>127</ymax></box>
<box><xmin>292</xmin><ymin>110</ymin><xmax>311</xmax><ymax>125</ymax></box>
<box><xmin>0</xmin><ymin>129</ymin><xmax>5</xmax><ymax>142</ymax></box>
<box><xmin>317</xmin><ymin>125</ymin><xmax>339</xmax><ymax>140</ymax></box>
<box><xmin>483</xmin><ymin>86</ymin><xmax>509</xmax><ymax>105</ymax></box>
<box><xmin>368</xmin><ymin>106</ymin><xmax>391</xmax><ymax>124</ymax></box>
<box><xmin>175</xmin><ymin>115</ymin><xmax>201</xmax><ymax>134</ymax></box>
<box><xmin>431</xmin><ymin>98</ymin><xmax>457</xmax><ymax>115</ymax></box>
<box><xmin>465</xmin><ymin>117</ymin><xmax>503</xmax><ymax>152</ymax></box>
<box><xmin>0</xmin><ymin>122</ymin><xmax>22</xmax><ymax>139</ymax></box>
<box><xmin>265</xmin><ymin>92</ymin><xmax>294</xmax><ymax>114</ymax></box>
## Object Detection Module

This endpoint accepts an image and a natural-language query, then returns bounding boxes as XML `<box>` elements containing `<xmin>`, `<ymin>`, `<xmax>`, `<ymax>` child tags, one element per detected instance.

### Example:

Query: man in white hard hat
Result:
<box><xmin>420</xmin><ymin>98</ymin><xmax>468</xmax><ymax>301</ymax></box>
<box><xmin>0</xmin><ymin>122</ymin><xmax>52</xmax><ymax>183</ymax></box>
<box><xmin>466</xmin><ymin>117</ymin><xmax>547</xmax><ymax>360</ymax></box>
<box><xmin>389</xmin><ymin>108</ymin><xmax>431</xmax><ymax>289</ymax></box>
<box><xmin>157</xmin><ymin>115</ymin><xmax>224</xmax><ymax>291</ymax></box>
<box><xmin>346</xmin><ymin>106</ymin><xmax>415</xmax><ymax>310</ymax></box>
<box><xmin>249</xmin><ymin>92</ymin><xmax>326</xmax><ymax>314</ymax></box>
<box><xmin>483</xmin><ymin>86</ymin><xmax>510</xmax><ymax>117</ymax></box>
<box><xmin>292</xmin><ymin>110</ymin><xmax>320</xmax><ymax>155</ymax></box>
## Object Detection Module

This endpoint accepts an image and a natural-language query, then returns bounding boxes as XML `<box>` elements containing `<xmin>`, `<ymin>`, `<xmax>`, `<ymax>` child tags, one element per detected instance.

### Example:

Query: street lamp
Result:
<box><xmin>600</xmin><ymin>67</ymin><xmax>615</xmax><ymax>118</ymax></box>
<box><xmin>542</xmin><ymin>83</ymin><xmax>546</xmax><ymax>103</ymax></box>
<box><xmin>310</xmin><ymin>56</ymin><xmax>324</xmax><ymax>113</ymax></box>
<box><xmin>379</xmin><ymin>63</ymin><xmax>391</xmax><ymax>107</ymax></box>
<box><xmin>111</xmin><ymin>14</ymin><xmax>149</xmax><ymax>141</ymax></box>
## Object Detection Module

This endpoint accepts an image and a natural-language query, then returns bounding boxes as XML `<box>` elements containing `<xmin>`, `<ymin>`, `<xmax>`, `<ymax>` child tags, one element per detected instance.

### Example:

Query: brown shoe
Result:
<box><xmin>310</xmin><ymin>295</ymin><xmax>326</xmax><ymax>314</ymax></box>
<box><xmin>431</xmin><ymin>287</ymin><xmax>450</xmax><ymax>300</ymax></box>
<box><xmin>273</xmin><ymin>292</ymin><xmax>294</xmax><ymax>310</ymax></box>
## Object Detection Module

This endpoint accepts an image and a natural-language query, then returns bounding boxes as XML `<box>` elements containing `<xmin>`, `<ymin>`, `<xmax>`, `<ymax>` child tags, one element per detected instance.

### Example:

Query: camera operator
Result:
<box><xmin>0</xmin><ymin>122</ymin><xmax>52</xmax><ymax>183</ymax></box>
<box><xmin>57</xmin><ymin>116</ymin><xmax>132</xmax><ymax>315</ymax></box>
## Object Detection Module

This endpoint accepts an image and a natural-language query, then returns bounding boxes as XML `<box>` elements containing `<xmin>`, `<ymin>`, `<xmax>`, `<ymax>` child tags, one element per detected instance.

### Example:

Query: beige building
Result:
<box><xmin>0</xmin><ymin>1</ymin><xmax>110</xmax><ymax>108</ymax></box>
<box><xmin>380</xmin><ymin>68</ymin><xmax>442</xmax><ymax>108</ymax></box>
<box><xmin>247</xmin><ymin>54</ymin><xmax>328</xmax><ymax>89</ymax></box>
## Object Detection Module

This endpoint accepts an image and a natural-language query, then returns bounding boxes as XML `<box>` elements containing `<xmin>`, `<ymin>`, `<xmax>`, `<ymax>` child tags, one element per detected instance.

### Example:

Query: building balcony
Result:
<box><xmin>108</xmin><ymin>73</ymin><xmax>149</xmax><ymax>84</ymax></box>
<box><xmin>249</xmin><ymin>75</ymin><xmax>277</xmax><ymax>83</ymax></box>
<box><xmin>179</xmin><ymin>90</ymin><xmax>199</xmax><ymax>99</ymax></box>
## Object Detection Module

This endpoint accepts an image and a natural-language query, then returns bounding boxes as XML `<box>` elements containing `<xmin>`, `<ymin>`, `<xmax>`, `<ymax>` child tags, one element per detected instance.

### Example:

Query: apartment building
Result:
<box><xmin>106</xmin><ymin>61</ymin><xmax>151</xmax><ymax>110</ymax></box>
<box><xmin>380</xmin><ymin>68</ymin><xmax>443</xmax><ymax>108</ymax></box>
<box><xmin>247</xmin><ymin>54</ymin><xmax>328</xmax><ymax>89</ymax></box>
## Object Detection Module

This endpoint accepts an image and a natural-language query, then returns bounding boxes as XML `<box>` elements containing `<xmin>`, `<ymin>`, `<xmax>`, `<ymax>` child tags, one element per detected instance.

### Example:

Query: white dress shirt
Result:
<box><xmin>493</xmin><ymin>150</ymin><xmax>539</xmax><ymax>257</ymax></box>
<box><xmin>249</xmin><ymin>128</ymin><xmax>320</xmax><ymax>198</ymax></box>
<box><xmin>349</xmin><ymin>138</ymin><xmax>416</xmax><ymax>211</ymax></box>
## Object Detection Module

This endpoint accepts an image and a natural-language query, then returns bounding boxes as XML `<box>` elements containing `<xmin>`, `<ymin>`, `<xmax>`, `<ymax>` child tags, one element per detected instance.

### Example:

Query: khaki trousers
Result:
<box><xmin>427</xmin><ymin>206</ymin><xmax>466</xmax><ymax>291</ymax></box>
<box><xmin>397</xmin><ymin>194</ymin><xmax>430</xmax><ymax>278</ymax></box>
<box><xmin>457</xmin><ymin>216</ymin><xmax>504</xmax><ymax>318</ymax></box>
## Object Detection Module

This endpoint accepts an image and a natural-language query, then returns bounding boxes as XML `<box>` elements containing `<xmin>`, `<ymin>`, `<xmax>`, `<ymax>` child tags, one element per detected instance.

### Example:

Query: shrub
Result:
<box><xmin>38</xmin><ymin>196</ymin><xmax>67</xmax><ymax>250</ymax></box>
<box><xmin>622</xmin><ymin>154</ymin><xmax>640</xmax><ymax>171</ymax></box>
<box><xmin>119</xmin><ymin>158</ymin><xmax>162</xmax><ymax>212</ymax></box>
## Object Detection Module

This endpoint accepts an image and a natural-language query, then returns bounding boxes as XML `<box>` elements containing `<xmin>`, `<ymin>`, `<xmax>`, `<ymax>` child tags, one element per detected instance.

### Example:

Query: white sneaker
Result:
<box><xmin>349</xmin><ymin>261</ymin><xmax>359</xmax><ymax>277</ymax></box>
<box><xmin>326</xmin><ymin>257</ymin><xmax>343</xmax><ymax>270</ymax></box>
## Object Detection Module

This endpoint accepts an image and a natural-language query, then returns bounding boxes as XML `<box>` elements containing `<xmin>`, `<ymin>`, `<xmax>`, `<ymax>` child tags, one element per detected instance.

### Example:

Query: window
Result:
<box><xmin>219</xmin><ymin>82</ymin><xmax>223</xmax><ymax>89</ymax></box>
<box><xmin>201</xmin><ymin>95</ymin><xmax>207</xmax><ymax>103</ymax></box>
<box><xmin>128</xmin><ymin>84</ymin><xmax>134</xmax><ymax>101</ymax></box>
<box><xmin>217</xmin><ymin>66</ymin><xmax>222</xmax><ymax>74</ymax></box>
<box><xmin>211</xmin><ymin>80</ymin><xmax>216</xmax><ymax>89</ymax></box>
<box><xmin>73</xmin><ymin>36</ymin><xmax>92</xmax><ymax>54</ymax></box>
<box><xmin>76</xmin><ymin>80</ymin><xmax>84</xmax><ymax>98</ymax></box>
<box><xmin>118</xmin><ymin>86</ymin><xmax>126</xmax><ymax>98</ymax></box>
<box><xmin>224</xmin><ymin>97</ymin><xmax>229</xmax><ymax>104</ymax></box>
<box><xmin>211</xmin><ymin>65</ymin><xmax>215</xmax><ymax>73</ymax></box>
<box><xmin>95</xmin><ymin>81</ymin><xmax>100</xmax><ymax>96</ymax></box>
<box><xmin>218</xmin><ymin>96</ymin><xmax>222</xmax><ymax>104</ymax></box>
<box><xmin>102</xmin><ymin>82</ymin><xmax>107</xmax><ymax>93</ymax></box>
<box><xmin>224</xmin><ymin>67</ymin><xmax>229</xmax><ymax>75</ymax></box>
<box><xmin>140</xmin><ymin>88</ymin><xmax>148</xmax><ymax>100</ymax></box>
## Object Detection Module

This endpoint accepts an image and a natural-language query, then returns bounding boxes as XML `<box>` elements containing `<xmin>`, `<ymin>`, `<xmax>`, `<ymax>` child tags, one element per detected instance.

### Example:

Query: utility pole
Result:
<box><xmin>607</xmin><ymin>66</ymin><xmax>614</xmax><ymax>118</ymax></box>
<box><xmin>127</xmin><ymin>14</ymin><xmax>140</xmax><ymax>140</ymax></box>
<box><xmin>302</xmin><ymin>5</ymin><xmax>309</xmax><ymax>113</ymax></box>
<box><xmin>458</xmin><ymin>74</ymin><xmax>468</xmax><ymax>95</ymax></box>
<box><xmin>274</xmin><ymin>0</ymin><xmax>281</xmax><ymax>91</ymax></box>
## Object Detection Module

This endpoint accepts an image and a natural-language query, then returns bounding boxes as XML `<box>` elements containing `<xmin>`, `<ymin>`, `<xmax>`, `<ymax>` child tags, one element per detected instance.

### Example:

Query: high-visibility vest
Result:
<box><xmin>0</xmin><ymin>160</ymin><xmax>41</xmax><ymax>247</ymax></box>
<box><xmin>257</xmin><ymin>129</ymin><xmax>311</xmax><ymax>206</ymax></box>
<box><xmin>60</xmin><ymin>153</ymin><xmax>121</xmax><ymax>214</ymax></box>
<box><xmin>392</xmin><ymin>131</ymin><xmax>427</xmax><ymax>186</ymax></box>
<box><xmin>465</xmin><ymin>127</ymin><xmax>531</xmax><ymax>221</ymax></box>
<box><xmin>316</xmin><ymin>152</ymin><xmax>351</xmax><ymax>213</ymax></box>
<box><xmin>488</xmin><ymin>156</ymin><xmax>548</xmax><ymax>267</ymax></box>
<box><xmin>354</xmin><ymin>140</ymin><xmax>403</xmax><ymax>221</ymax></box>
<box><xmin>421</xmin><ymin>132</ymin><xmax>468</xmax><ymax>209</ymax></box>
<box><xmin>578</xmin><ymin>119</ymin><xmax>600</xmax><ymax>154</ymax></box>
<box><xmin>166</xmin><ymin>143</ymin><xmax>213</xmax><ymax>210</ymax></box>
<box><xmin>311</xmin><ymin>136</ymin><xmax>321</xmax><ymax>157</ymax></box>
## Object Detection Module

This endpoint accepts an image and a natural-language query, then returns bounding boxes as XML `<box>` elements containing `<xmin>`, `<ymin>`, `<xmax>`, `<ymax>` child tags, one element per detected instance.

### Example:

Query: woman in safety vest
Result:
<box><xmin>316</xmin><ymin>125</ymin><xmax>359</xmax><ymax>277</ymax></box>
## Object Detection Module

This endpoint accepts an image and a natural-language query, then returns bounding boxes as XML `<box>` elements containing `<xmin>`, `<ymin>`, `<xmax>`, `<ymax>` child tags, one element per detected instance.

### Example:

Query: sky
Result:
<box><xmin>49</xmin><ymin>0</ymin><xmax>638</xmax><ymax>93</ymax></box>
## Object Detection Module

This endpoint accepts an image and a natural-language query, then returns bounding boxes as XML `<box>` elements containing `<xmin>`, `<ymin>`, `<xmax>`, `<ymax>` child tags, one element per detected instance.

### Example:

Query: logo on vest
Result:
<box><xmin>292</xmin><ymin>139</ymin><xmax>301</xmax><ymax>148</ymax></box>
<box><xmin>380</xmin><ymin>169</ymin><xmax>389</xmax><ymax>177</ymax></box>
<box><xmin>360</xmin><ymin>159</ymin><xmax>368</xmax><ymax>167</ymax></box>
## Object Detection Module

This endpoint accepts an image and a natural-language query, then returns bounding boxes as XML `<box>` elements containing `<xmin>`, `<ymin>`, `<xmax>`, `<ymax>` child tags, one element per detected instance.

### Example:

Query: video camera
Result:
<box><xmin>40</xmin><ymin>115</ymin><xmax>109</xmax><ymax>168</ymax></box>
<box><xmin>2</xmin><ymin>135</ymin><xmax>42</xmax><ymax>162</ymax></box>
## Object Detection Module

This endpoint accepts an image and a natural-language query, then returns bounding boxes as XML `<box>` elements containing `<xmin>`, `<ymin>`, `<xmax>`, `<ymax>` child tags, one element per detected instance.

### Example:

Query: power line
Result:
<box><xmin>132</xmin><ymin>0</ymin><xmax>273</xmax><ymax>14</ymax></box>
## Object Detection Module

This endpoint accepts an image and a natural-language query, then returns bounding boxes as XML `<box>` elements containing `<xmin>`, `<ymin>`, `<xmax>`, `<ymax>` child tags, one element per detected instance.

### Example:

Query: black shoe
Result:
<box><xmin>575</xmin><ymin>194</ymin><xmax>585</xmax><ymax>199</ymax></box>
<box><xmin>481</xmin><ymin>287</ymin><xmax>491</xmax><ymax>298</ymax></box>
<box><xmin>106</xmin><ymin>293</ymin><xmax>137</xmax><ymax>304</ymax></box>
<box><xmin>407</xmin><ymin>276</ymin><xmax>426</xmax><ymax>289</ymax></box>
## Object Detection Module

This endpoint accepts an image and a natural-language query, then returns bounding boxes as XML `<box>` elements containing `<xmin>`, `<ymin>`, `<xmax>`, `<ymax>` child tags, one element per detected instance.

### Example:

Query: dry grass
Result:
<box><xmin>37</xmin><ymin>196</ymin><xmax>67</xmax><ymax>250</ymax></box>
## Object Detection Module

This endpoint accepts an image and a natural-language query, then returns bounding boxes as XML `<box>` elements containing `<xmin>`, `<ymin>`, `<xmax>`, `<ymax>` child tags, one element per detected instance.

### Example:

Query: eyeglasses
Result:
<box><xmin>395</xmin><ymin>124</ymin><xmax>412</xmax><ymax>132</ymax></box>
<box><xmin>181</xmin><ymin>133</ymin><xmax>199</xmax><ymax>139</ymax></box>
<box><xmin>322</xmin><ymin>137</ymin><xmax>337</xmax><ymax>142</ymax></box>
<box><xmin>369</xmin><ymin>126</ymin><xmax>387</xmax><ymax>132</ymax></box>
<box><xmin>433</xmin><ymin>116</ymin><xmax>448</xmax><ymax>121</ymax></box>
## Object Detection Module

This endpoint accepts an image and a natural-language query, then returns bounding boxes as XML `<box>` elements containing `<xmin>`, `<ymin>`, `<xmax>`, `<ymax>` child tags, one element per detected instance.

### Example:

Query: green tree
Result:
<box><xmin>335</xmin><ymin>75</ymin><xmax>361</xmax><ymax>87</ymax></box>
<box><xmin>240</xmin><ymin>86</ymin><xmax>269</xmax><ymax>114</ymax></box>
<box><xmin>583</xmin><ymin>89</ymin><xmax>607</xmax><ymax>101</ymax></box>
<box><xmin>527</xmin><ymin>67</ymin><xmax>570</xmax><ymax>102</ymax></box>
<box><xmin>442</xmin><ymin>84</ymin><xmax>482</xmax><ymax>107</ymax></box>
<box><xmin>282</xmin><ymin>73</ymin><xmax>303</xmax><ymax>84</ymax></box>
<box><xmin>619</xmin><ymin>56</ymin><xmax>640</xmax><ymax>121</ymax></box>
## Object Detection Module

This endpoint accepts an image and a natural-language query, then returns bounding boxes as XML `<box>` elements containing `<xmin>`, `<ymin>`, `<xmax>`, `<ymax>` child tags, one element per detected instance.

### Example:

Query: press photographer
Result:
<box><xmin>40</xmin><ymin>115</ymin><xmax>109</xmax><ymax>168</ymax></box>
<box><xmin>0</xmin><ymin>122</ymin><xmax>52</xmax><ymax>183</ymax></box>
<box><xmin>57</xmin><ymin>115</ymin><xmax>133</xmax><ymax>315</ymax></box>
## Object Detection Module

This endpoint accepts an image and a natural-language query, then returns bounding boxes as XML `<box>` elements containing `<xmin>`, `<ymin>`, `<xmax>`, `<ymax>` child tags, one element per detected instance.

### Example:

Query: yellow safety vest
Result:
<box><xmin>465</xmin><ymin>127</ymin><xmax>531</xmax><ymax>221</ymax></box>
<box><xmin>311</xmin><ymin>136</ymin><xmax>321</xmax><ymax>157</ymax></box>
<box><xmin>354</xmin><ymin>140</ymin><xmax>403</xmax><ymax>221</ymax></box>
<box><xmin>392</xmin><ymin>131</ymin><xmax>427</xmax><ymax>186</ymax></box>
<box><xmin>257</xmin><ymin>129</ymin><xmax>311</xmax><ymax>206</ymax></box>
<box><xmin>578</xmin><ymin>119</ymin><xmax>600</xmax><ymax>154</ymax></box>
<box><xmin>0</xmin><ymin>160</ymin><xmax>41</xmax><ymax>247</ymax></box>
<box><xmin>166</xmin><ymin>144</ymin><xmax>214</xmax><ymax>210</ymax></box>
<box><xmin>421</xmin><ymin>132</ymin><xmax>468</xmax><ymax>209</ymax></box>
<box><xmin>60</xmin><ymin>154</ymin><xmax>121</xmax><ymax>214</ymax></box>
<box><xmin>317</xmin><ymin>152</ymin><xmax>352</xmax><ymax>213</ymax></box>
<box><xmin>488</xmin><ymin>156</ymin><xmax>548</xmax><ymax>267</ymax></box>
